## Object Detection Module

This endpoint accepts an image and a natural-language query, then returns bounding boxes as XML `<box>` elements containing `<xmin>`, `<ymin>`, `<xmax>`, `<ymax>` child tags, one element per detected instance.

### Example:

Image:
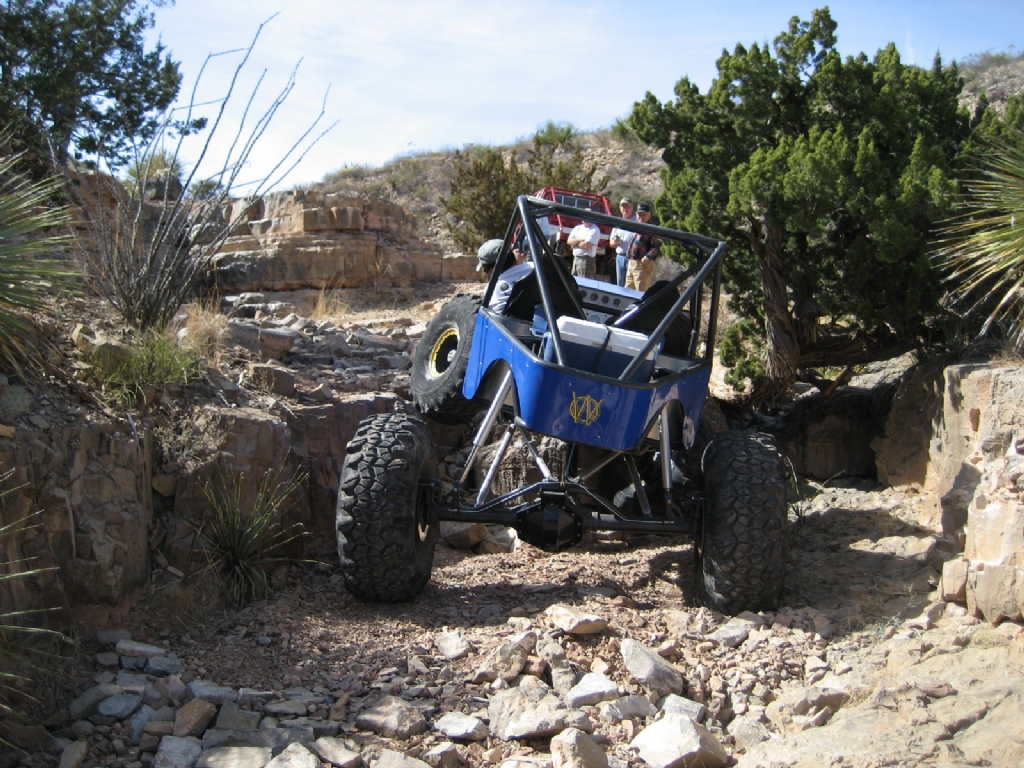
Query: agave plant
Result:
<box><xmin>0</xmin><ymin>151</ymin><xmax>79</xmax><ymax>373</ymax></box>
<box><xmin>934</xmin><ymin>131</ymin><xmax>1024</xmax><ymax>353</ymax></box>
<box><xmin>0</xmin><ymin>509</ymin><xmax>61</xmax><ymax>738</ymax></box>
<box><xmin>199</xmin><ymin>467</ymin><xmax>309</xmax><ymax>606</ymax></box>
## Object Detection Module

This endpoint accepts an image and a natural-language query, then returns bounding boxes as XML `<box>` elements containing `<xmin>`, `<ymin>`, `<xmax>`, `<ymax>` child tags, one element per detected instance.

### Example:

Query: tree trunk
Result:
<box><xmin>746</xmin><ymin>211</ymin><xmax>801</xmax><ymax>402</ymax></box>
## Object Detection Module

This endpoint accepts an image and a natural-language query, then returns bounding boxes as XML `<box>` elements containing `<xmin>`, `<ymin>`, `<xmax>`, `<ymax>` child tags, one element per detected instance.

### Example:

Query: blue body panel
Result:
<box><xmin>463</xmin><ymin>311</ymin><xmax>711</xmax><ymax>453</ymax></box>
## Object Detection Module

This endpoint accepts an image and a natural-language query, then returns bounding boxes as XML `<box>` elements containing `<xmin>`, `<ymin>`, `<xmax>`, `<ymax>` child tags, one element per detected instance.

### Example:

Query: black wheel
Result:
<box><xmin>336</xmin><ymin>413</ymin><xmax>438</xmax><ymax>602</ymax></box>
<box><xmin>410</xmin><ymin>294</ymin><xmax>484</xmax><ymax>425</ymax></box>
<box><xmin>696</xmin><ymin>430</ymin><xmax>788</xmax><ymax>614</ymax></box>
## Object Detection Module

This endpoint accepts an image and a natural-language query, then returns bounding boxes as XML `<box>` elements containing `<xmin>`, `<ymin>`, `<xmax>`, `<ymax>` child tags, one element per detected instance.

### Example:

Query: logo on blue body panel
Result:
<box><xmin>569</xmin><ymin>392</ymin><xmax>603</xmax><ymax>426</ymax></box>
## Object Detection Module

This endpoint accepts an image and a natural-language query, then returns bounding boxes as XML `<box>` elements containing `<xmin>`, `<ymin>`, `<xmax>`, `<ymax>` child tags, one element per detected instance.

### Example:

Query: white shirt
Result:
<box><xmin>569</xmin><ymin>222</ymin><xmax>600</xmax><ymax>258</ymax></box>
<box><xmin>489</xmin><ymin>262</ymin><xmax>534</xmax><ymax>313</ymax></box>
<box><xmin>610</xmin><ymin>214</ymin><xmax>634</xmax><ymax>256</ymax></box>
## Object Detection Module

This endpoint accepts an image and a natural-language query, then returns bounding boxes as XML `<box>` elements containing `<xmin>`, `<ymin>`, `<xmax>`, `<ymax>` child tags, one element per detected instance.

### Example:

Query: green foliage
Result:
<box><xmin>200</xmin><ymin>468</ymin><xmax>308</xmax><ymax>606</ymax></box>
<box><xmin>533</xmin><ymin>120</ymin><xmax>578</xmax><ymax>149</ymax></box>
<box><xmin>0</xmin><ymin>0</ymin><xmax>183</xmax><ymax>171</ymax></box>
<box><xmin>441</xmin><ymin>146</ymin><xmax>532</xmax><ymax>253</ymax></box>
<box><xmin>719</xmin><ymin>321</ymin><xmax>766</xmax><ymax>392</ymax></box>
<box><xmin>934</xmin><ymin>128</ymin><xmax>1024</xmax><ymax>352</ymax></box>
<box><xmin>441</xmin><ymin>130</ymin><xmax>609</xmax><ymax>254</ymax></box>
<box><xmin>124</xmin><ymin>149</ymin><xmax>184</xmax><ymax>196</ymax></box>
<box><xmin>0</xmin><ymin>151</ymin><xmax>79</xmax><ymax>375</ymax></box>
<box><xmin>85</xmin><ymin>327</ymin><xmax>204</xmax><ymax>407</ymax></box>
<box><xmin>628</xmin><ymin>7</ymin><xmax>971</xmax><ymax>395</ymax></box>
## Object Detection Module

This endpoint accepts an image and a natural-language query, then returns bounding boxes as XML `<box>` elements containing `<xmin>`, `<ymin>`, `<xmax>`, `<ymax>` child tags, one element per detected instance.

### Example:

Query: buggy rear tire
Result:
<box><xmin>336</xmin><ymin>413</ymin><xmax>438</xmax><ymax>602</ymax></box>
<box><xmin>410</xmin><ymin>294</ymin><xmax>484</xmax><ymax>425</ymax></box>
<box><xmin>696</xmin><ymin>430</ymin><xmax>787</xmax><ymax>614</ymax></box>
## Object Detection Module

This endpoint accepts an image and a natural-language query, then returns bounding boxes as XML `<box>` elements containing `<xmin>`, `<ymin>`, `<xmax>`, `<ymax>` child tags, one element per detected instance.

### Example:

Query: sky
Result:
<box><xmin>146</xmin><ymin>0</ymin><xmax>1024</xmax><ymax>192</ymax></box>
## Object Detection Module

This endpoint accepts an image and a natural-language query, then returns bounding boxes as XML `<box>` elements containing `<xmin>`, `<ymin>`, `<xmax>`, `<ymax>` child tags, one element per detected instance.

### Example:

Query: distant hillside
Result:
<box><xmin>958</xmin><ymin>50</ymin><xmax>1024</xmax><ymax>116</ymax></box>
<box><xmin>313</xmin><ymin>52</ymin><xmax>1024</xmax><ymax>257</ymax></box>
<box><xmin>315</xmin><ymin>129</ymin><xmax>665</xmax><ymax>257</ymax></box>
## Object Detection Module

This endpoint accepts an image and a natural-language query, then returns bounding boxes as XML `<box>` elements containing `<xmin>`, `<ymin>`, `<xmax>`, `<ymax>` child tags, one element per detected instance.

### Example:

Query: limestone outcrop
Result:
<box><xmin>879</xmin><ymin>362</ymin><xmax>1024</xmax><ymax>623</ymax></box>
<box><xmin>208</xmin><ymin>190</ymin><xmax>477</xmax><ymax>293</ymax></box>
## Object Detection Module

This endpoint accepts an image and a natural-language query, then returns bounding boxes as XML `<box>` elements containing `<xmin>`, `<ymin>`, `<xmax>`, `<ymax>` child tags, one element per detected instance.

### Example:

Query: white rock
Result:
<box><xmin>551</xmin><ymin>727</ymin><xmax>608</xmax><ymax>768</ymax></box>
<box><xmin>437</xmin><ymin>630</ymin><xmax>473</xmax><ymax>661</ymax></box>
<box><xmin>197</xmin><ymin>747</ymin><xmax>273</xmax><ymax>768</ymax></box>
<box><xmin>264</xmin><ymin>743</ymin><xmax>319</xmax><ymax>768</ymax></box>
<box><xmin>630</xmin><ymin>713</ymin><xmax>727</xmax><ymax>768</ymax></box>
<box><xmin>564</xmin><ymin>673</ymin><xmax>619</xmax><ymax>708</ymax></box>
<box><xmin>376</xmin><ymin>748</ymin><xmax>432</xmax><ymax>768</ymax></box>
<box><xmin>597</xmin><ymin>695</ymin><xmax>657</xmax><ymax>724</ymax></box>
<box><xmin>153</xmin><ymin>736</ymin><xmax>203</xmax><ymax>768</ymax></box>
<box><xmin>658</xmin><ymin>694</ymin><xmax>706</xmax><ymax>723</ymax></box>
<box><xmin>309</xmin><ymin>737</ymin><xmax>361</xmax><ymax>768</ymax></box>
<box><xmin>115</xmin><ymin>639</ymin><xmax>167</xmax><ymax>658</ymax></box>
<box><xmin>545</xmin><ymin>604</ymin><xmax>609</xmax><ymax>635</ymax></box>
<box><xmin>435</xmin><ymin>711</ymin><xmax>488</xmax><ymax>741</ymax></box>
<box><xmin>620</xmin><ymin>639</ymin><xmax>683</xmax><ymax>697</ymax></box>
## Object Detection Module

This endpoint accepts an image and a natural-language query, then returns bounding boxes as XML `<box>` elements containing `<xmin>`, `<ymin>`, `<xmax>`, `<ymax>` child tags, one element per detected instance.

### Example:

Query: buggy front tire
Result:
<box><xmin>336</xmin><ymin>413</ymin><xmax>438</xmax><ymax>602</ymax></box>
<box><xmin>696</xmin><ymin>430</ymin><xmax>788</xmax><ymax>614</ymax></box>
<box><xmin>410</xmin><ymin>294</ymin><xmax>484</xmax><ymax>425</ymax></box>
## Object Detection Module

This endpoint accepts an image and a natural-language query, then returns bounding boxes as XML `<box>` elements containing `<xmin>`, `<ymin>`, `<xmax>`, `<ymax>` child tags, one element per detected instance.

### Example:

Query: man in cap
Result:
<box><xmin>477</xmin><ymin>239</ymin><xmax>533</xmax><ymax>313</ymax></box>
<box><xmin>625</xmin><ymin>204</ymin><xmax>660</xmax><ymax>292</ymax></box>
<box><xmin>609</xmin><ymin>197</ymin><xmax>637</xmax><ymax>287</ymax></box>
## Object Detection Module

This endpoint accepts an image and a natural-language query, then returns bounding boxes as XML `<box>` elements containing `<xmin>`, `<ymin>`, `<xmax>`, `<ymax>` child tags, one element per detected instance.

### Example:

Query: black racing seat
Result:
<box><xmin>502</xmin><ymin>267</ymin><xmax>585</xmax><ymax>325</ymax></box>
<box><xmin>615</xmin><ymin>280</ymin><xmax>694</xmax><ymax>357</ymax></box>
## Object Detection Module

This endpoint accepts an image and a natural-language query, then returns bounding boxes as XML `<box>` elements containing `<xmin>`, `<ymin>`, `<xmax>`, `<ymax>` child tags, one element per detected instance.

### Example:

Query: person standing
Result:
<box><xmin>567</xmin><ymin>217</ymin><xmax>601</xmax><ymax>279</ymax></box>
<box><xmin>625</xmin><ymin>204</ymin><xmax>660</xmax><ymax>292</ymax></box>
<box><xmin>609</xmin><ymin>197</ymin><xmax>637</xmax><ymax>287</ymax></box>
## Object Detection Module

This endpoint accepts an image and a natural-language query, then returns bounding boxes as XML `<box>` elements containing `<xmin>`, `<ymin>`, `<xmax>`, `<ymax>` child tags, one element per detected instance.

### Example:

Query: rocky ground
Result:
<box><xmin>5</xmin><ymin>283</ymin><xmax>1023</xmax><ymax>768</ymax></box>
<box><xmin>11</xmin><ymin>479</ymin><xmax>1023</xmax><ymax>768</ymax></box>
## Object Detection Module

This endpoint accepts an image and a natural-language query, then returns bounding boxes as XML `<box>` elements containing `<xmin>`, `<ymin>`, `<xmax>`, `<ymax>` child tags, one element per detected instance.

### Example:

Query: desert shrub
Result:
<box><xmin>534</xmin><ymin>120</ymin><xmax>579</xmax><ymax>149</ymax></box>
<box><xmin>66</xmin><ymin>17</ymin><xmax>333</xmax><ymax>331</ymax></box>
<box><xmin>123</xmin><ymin>149</ymin><xmax>183</xmax><ymax>197</ymax></box>
<box><xmin>86</xmin><ymin>327</ymin><xmax>204</xmax><ymax>407</ymax></box>
<box><xmin>199</xmin><ymin>467</ymin><xmax>308</xmax><ymax>606</ymax></box>
<box><xmin>442</xmin><ymin>131</ymin><xmax>608</xmax><ymax>254</ymax></box>
<box><xmin>719</xmin><ymin>320</ymin><xmax>766</xmax><ymax>393</ymax></box>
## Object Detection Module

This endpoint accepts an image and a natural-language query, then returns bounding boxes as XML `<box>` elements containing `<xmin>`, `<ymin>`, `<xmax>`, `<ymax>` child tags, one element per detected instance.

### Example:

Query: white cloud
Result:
<box><xmin>146</xmin><ymin>0</ymin><xmax>1024</xmax><ymax>190</ymax></box>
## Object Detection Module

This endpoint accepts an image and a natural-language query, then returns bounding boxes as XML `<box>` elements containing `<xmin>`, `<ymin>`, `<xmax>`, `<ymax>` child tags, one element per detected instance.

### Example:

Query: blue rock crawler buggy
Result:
<box><xmin>337</xmin><ymin>196</ymin><xmax>788</xmax><ymax>615</ymax></box>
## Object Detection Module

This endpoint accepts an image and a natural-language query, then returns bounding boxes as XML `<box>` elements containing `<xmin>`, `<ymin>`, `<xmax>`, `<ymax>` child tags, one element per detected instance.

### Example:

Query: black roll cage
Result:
<box><xmin>482</xmin><ymin>195</ymin><xmax>727</xmax><ymax>376</ymax></box>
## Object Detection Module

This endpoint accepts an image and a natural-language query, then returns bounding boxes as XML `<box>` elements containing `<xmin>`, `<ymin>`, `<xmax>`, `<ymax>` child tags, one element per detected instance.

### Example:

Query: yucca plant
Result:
<box><xmin>0</xmin><ymin>150</ymin><xmax>79</xmax><ymax>374</ymax></box>
<box><xmin>199</xmin><ymin>467</ymin><xmax>309</xmax><ymax>606</ymax></box>
<box><xmin>934</xmin><ymin>131</ymin><xmax>1024</xmax><ymax>353</ymax></box>
<box><xmin>0</xmin><ymin>509</ymin><xmax>61</xmax><ymax>743</ymax></box>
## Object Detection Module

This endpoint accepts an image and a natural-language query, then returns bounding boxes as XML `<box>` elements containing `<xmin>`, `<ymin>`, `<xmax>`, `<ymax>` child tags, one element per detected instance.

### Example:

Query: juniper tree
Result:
<box><xmin>628</xmin><ymin>7</ymin><xmax>971</xmax><ymax>399</ymax></box>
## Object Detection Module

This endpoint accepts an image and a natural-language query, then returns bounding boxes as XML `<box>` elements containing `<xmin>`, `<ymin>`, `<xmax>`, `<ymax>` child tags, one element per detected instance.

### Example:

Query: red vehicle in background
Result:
<box><xmin>533</xmin><ymin>187</ymin><xmax>615</xmax><ymax>278</ymax></box>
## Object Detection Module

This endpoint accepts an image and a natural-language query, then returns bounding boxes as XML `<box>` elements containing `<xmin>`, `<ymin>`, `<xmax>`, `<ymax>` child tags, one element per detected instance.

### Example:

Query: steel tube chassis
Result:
<box><xmin>427</xmin><ymin>195</ymin><xmax>728</xmax><ymax>546</ymax></box>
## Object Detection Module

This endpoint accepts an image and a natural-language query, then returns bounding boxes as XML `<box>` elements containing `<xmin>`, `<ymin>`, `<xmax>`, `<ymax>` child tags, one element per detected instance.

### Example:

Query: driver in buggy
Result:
<box><xmin>476</xmin><ymin>238</ymin><xmax>534</xmax><ymax>314</ymax></box>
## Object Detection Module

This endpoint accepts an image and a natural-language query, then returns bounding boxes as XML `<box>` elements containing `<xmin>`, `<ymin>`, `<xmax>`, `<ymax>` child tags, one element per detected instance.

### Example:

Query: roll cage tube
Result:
<box><xmin>483</xmin><ymin>195</ymin><xmax>727</xmax><ymax>378</ymax></box>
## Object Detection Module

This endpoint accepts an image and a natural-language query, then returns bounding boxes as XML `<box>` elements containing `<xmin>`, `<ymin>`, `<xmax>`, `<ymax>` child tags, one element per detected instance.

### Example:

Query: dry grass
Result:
<box><xmin>310</xmin><ymin>284</ymin><xmax>352</xmax><ymax>322</ymax></box>
<box><xmin>368</xmin><ymin>256</ymin><xmax>394</xmax><ymax>300</ymax></box>
<box><xmin>181</xmin><ymin>300</ymin><xmax>228</xmax><ymax>362</ymax></box>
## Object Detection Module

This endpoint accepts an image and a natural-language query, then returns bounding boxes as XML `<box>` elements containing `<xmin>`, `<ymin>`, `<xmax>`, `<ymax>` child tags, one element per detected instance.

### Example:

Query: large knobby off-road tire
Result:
<box><xmin>336</xmin><ymin>413</ymin><xmax>438</xmax><ymax>602</ymax></box>
<box><xmin>410</xmin><ymin>294</ymin><xmax>484</xmax><ymax>425</ymax></box>
<box><xmin>696</xmin><ymin>430</ymin><xmax>788</xmax><ymax>614</ymax></box>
